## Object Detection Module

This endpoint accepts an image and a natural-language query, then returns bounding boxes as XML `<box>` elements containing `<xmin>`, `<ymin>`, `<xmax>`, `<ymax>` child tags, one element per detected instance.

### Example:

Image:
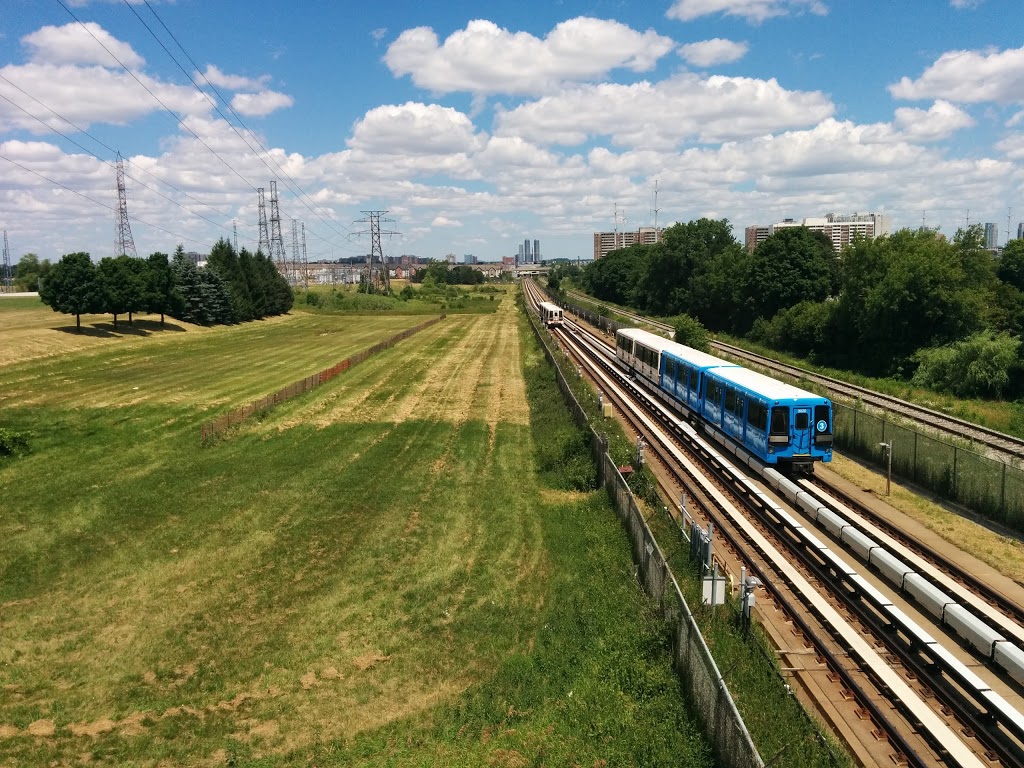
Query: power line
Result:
<box><xmin>0</xmin><ymin>151</ymin><xmax>207</xmax><ymax>246</ymax></box>
<box><xmin>55</xmin><ymin>0</ymin><xmax>258</xmax><ymax>193</ymax></box>
<box><xmin>0</xmin><ymin>73</ymin><xmax>255</xmax><ymax>231</ymax></box>
<box><xmin>129</xmin><ymin>0</ymin><xmax>357</xmax><ymax>243</ymax></box>
<box><xmin>0</xmin><ymin>86</ymin><xmax>246</xmax><ymax>237</ymax></box>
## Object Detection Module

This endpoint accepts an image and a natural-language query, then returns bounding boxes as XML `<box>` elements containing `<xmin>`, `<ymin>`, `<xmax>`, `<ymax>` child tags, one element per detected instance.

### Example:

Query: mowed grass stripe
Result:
<box><xmin>0</xmin><ymin>312</ymin><xmax>427</xmax><ymax>411</ymax></box>
<box><xmin>0</xmin><ymin>290</ymin><xmax>706</xmax><ymax>766</ymax></box>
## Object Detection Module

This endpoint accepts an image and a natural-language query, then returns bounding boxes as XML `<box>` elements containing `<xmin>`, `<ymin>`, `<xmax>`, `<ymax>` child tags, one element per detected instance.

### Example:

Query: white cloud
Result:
<box><xmin>996</xmin><ymin>133</ymin><xmax>1024</xmax><ymax>160</ymax></box>
<box><xmin>431</xmin><ymin>216</ymin><xmax>462</xmax><ymax>227</ymax></box>
<box><xmin>893</xmin><ymin>100</ymin><xmax>975</xmax><ymax>141</ymax></box>
<box><xmin>494</xmin><ymin>73</ymin><xmax>834</xmax><ymax>149</ymax></box>
<box><xmin>22</xmin><ymin>22</ymin><xmax>144</xmax><ymax>69</ymax></box>
<box><xmin>666</xmin><ymin>0</ymin><xmax>827</xmax><ymax>23</ymax></box>
<box><xmin>384</xmin><ymin>17</ymin><xmax>675</xmax><ymax>96</ymax></box>
<box><xmin>230</xmin><ymin>90</ymin><xmax>294</xmax><ymax>117</ymax></box>
<box><xmin>889</xmin><ymin>46</ymin><xmax>1024</xmax><ymax>104</ymax></box>
<box><xmin>348</xmin><ymin>102</ymin><xmax>483</xmax><ymax>156</ymax></box>
<box><xmin>0</xmin><ymin>63</ymin><xmax>214</xmax><ymax>132</ymax></box>
<box><xmin>201</xmin><ymin>65</ymin><xmax>270</xmax><ymax>91</ymax></box>
<box><xmin>1007</xmin><ymin>111</ymin><xmax>1024</xmax><ymax>127</ymax></box>
<box><xmin>950</xmin><ymin>0</ymin><xmax>983</xmax><ymax>7</ymax></box>
<box><xmin>371</xmin><ymin>28</ymin><xmax>388</xmax><ymax>43</ymax></box>
<box><xmin>679</xmin><ymin>39</ymin><xmax>749</xmax><ymax>67</ymax></box>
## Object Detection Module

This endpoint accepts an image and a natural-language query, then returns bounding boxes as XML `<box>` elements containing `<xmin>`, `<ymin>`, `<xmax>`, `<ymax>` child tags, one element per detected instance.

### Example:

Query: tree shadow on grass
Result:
<box><xmin>54</xmin><ymin>319</ymin><xmax>188</xmax><ymax>337</ymax></box>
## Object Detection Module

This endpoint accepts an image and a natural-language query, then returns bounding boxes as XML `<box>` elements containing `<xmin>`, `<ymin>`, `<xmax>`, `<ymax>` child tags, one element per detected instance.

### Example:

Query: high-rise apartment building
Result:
<box><xmin>744</xmin><ymin>225</ymin><xmax>772</xmax><ymax>254</ymax></box>
<box><xmin>592</xmin><ymin>227</ymin><xmax>662</xmax><ymax>260</ymax></box>
<box><xmin>1018</xmin><ymin>222</ymin><xmax>1024</xmax><ymax>240</ymax></box>
<box><xmin>523</xmin><ymin>239</ymin><xmax>532</xmax><ymax>263</ymax></box>
<box><xmin>533</xmin><ymin>239</ymin><xmax>541</xmax><ymax>262</ymax></box>
<box><xmin>746</xmin><ymin>212</ymin><xmax>890</xmax><ymax>252</ymax></box>
<box><xmin>985</xmin><ymin>223</ymin><xmax>999</xmax><ymax>249</ymax></box>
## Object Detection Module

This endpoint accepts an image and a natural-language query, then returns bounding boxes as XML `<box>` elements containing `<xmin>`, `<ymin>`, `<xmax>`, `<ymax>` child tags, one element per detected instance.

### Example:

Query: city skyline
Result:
<box><xmin>0</xmin><ymin>1</ymin><xmax>1022</xmax><ymax>265</ymax></box>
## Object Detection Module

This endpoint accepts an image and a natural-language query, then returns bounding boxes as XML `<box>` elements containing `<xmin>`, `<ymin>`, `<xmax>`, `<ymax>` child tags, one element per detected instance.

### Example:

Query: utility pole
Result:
<box><xmin>257</xmin><ymin>188</ymin><xmax>270</xmax><ymax>257</ymax></box>
<box><xmin>354</xmin><ymin>210</ymin><xmax>399</xmax><ymax>294</ymax></box>
<box><xmin>114</xmin><ymin>152</ymin><xmax>137</xmax><ymax>258</ymax></box>
<box><xmin>233</xmin><ymin>220</ymin><xmax>238</xmax><ymax>253</ymax></box>
<box><xmin>268</xmin><ymin>180</ymin><xmax>286</xmax><ymax>275</ymax></box>
<box><xmin>2</xmin><ymin>230</ymin><xmax>10</xmax><ymax>291</ymax></box>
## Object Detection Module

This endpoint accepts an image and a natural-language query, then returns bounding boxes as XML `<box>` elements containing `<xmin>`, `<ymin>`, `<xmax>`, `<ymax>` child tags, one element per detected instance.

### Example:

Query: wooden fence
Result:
<box><xmin>200</xmin><ymin>315</ymin><xmax>444</xmax><ymax>442</ymax></box>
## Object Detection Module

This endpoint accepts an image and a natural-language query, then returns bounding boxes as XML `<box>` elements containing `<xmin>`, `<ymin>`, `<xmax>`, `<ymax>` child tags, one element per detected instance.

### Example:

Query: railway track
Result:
<box><xmin>558</xmin><ymin>287</ymin><xmax>1024</xmax><ymax>464</ymax></box>
<box><xmin>523</xmin><ymin>281</ymin><xmax>1024</xmax><ymax>767</ymax></box>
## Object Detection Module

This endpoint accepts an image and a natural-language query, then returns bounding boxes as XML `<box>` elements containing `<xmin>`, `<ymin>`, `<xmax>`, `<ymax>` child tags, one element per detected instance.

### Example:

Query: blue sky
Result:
<box><xmin>0</xmin><ymin>0</ymin><xmax>1022</xmax><ymax>264</ymax></box>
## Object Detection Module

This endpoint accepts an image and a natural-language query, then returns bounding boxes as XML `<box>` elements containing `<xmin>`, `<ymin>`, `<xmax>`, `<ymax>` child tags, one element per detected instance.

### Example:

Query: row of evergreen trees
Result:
<box><xmin>39</xmin><ymin>240</ymin><xmax>292</xmax><ymax>329</ymax></box>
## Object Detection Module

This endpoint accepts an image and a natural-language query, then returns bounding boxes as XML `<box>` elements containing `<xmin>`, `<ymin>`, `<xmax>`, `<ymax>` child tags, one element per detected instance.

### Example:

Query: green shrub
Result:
<box><xmin>911</xmin><ymin>332</ymin><xmax>1021</xmax><ymax>398</ymax></box>
<box><xmin>672</xmin><ymin>314</ymin><xmax>710</xmax><ymax>352</ymax></box>
<box><xmin>0</xmin><ymin>428</ymin><xmax>31</xmax><ymax>457</ymax></box>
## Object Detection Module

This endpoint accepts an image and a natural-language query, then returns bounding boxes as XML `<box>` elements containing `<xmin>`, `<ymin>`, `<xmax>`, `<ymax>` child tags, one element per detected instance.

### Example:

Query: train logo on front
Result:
<box><xmin>817</xmin><ymin>420</ymin><xmax>828</xmax><ymax>433</ymax></box>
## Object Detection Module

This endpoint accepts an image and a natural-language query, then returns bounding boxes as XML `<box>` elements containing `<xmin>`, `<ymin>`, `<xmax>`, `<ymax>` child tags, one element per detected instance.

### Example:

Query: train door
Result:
<box><xmin>792</xmin><ymin>407</ymin><xmax>812</xmax><ymax>453</ymax></box>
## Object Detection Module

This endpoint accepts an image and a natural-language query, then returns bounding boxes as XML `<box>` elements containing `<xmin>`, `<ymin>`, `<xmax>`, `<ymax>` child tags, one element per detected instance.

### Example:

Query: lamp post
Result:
<box><xmin>879</xmin><ymin>441</ymin><xmax>892</xmax><ymax>496</ymax></box>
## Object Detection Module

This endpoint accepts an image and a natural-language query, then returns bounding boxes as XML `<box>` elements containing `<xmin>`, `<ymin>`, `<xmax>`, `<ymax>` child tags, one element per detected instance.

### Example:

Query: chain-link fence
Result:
<box><xmin>200</xmin><ymin>315</ymin><xmax>444</xmax><ymax>442</ymax></box>
<box><xmin>526</xmin><ymin>301</ymin><xmax>763</xmax><ymax>768</ymax></box>
<box><xmin>542</xmin><ymin>284</ymin><xmax>1024</xmax><ymax>534</ymax></box>
<box><xmin>834</xmin><ymin>403</ymin><xmax>1024</xmax><ymax>530</ymax></box>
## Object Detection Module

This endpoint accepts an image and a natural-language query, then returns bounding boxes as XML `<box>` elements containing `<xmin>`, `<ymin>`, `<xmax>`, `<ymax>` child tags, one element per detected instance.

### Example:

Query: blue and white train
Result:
<box><xmin>615</xmin><ymin>328</ymin><xmax>833</xmax><ymax>471</ymax></box>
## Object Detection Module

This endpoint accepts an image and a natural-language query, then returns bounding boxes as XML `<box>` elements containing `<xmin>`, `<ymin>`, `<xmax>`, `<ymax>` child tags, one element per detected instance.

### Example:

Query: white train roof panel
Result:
<box><xmin>707</xmin><ymin>365</ymin><xmax>827</xmax><ymax>402</ymax></box>
<box><xmin>618</xmin><ymin>328</ymin><xmax>736</xmax><ymax>370</ymax></box>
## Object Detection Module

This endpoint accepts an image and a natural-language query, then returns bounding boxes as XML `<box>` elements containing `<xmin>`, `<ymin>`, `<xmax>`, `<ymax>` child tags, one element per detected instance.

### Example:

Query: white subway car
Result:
<box><xmin>539</xmin><ymin>301</ymin><xmax>564</xmax><ymax>327</ymax></box>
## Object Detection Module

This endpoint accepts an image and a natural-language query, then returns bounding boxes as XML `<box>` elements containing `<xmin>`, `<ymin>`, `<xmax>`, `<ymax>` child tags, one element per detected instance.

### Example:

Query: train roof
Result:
<box><xmin>618</xmin><ymin>327</ymin><xmax>735</xmax><ymax>370</ymax></box>
<box><xmin>538</xmin><ymin>301</ymin><xmax>562</xmax><ymax>311</ymax></box>
<box><xmin>707</xmin><ymin>365</ymin><xmax>827</xmax><ymax>403</ymax></box>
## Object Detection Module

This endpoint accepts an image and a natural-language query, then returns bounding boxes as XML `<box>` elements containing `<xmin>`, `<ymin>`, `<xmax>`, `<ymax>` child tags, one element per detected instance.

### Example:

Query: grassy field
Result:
<box><xmin>0</xmin><ymin>292</ymin><xmax>709</xmax><ymax>765</ymax></box>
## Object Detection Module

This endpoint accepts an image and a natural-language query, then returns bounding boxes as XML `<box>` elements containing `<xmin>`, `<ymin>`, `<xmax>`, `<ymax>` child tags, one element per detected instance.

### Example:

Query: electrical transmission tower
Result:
<box><xmin>291</xmin><ymin>219</ymin><xmax>300</xmax><ymax>287</ymax></box>
<box><xmin>301</xmin><ymin>222</ymin><xmax>309</xmax><ymax>289</ymax></box>
<box><xmin>257</xmin><ymin>188</ymin><xmax>270</xmax><ymax>257</ymax></box>
<box><xmin>354</xmin><ymin>210</ymin><xmax>398</xmax><ymax>294</ymax></box>
<box><xmin>2</xmin><ymin>230</ymin><xmax>11</xmax><ymax>291</ymax></box>
<box><xmin>233</xmin><ymin>220</ymin><xmax>238</xmax><ymax>253</ymax></box>
<box><xmin>114</xmin><ymin>153</ymin><xmax>137</xmax><ymax>258</ymax></box>
<box><xmin>268</xmin><ymin>181</ymin><xmax>287</xmax><ymax>279</ymax></box>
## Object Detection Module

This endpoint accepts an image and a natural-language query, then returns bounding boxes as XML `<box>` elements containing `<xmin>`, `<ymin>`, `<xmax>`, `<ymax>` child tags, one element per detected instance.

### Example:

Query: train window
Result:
<box><xmin>733</xmin><ymin>393</ymin><xmax>745</xmax><ymax>417</ymax></box>
<box><xmin>748</xmin><ymin>401</ymin><xmax>767</xmax><ymax>431</ymax></box>
<box><xmin>705</xmin><ymin>380</ymin><xmax>721</xmax><ymax>402</ymax></box>
<box><xmin>665</xmin><ymin>358</ymin><xmax>676</xmax><ymax>378</ymax></box>
<box><xmin>769</xmin><ymin>408</ymin><xmax>788</xmax><ymax>435</ymax></box>
<box><xmin>795</xmin><ymin>412</ymin><xmax>809</xmax><ymax>430</ymax></box>
<box><xmin>814</xmin><ymin>404</ymin><xmax>830</xmax><ymax>432</ymax></box>
<box><xmin>689</xmin><ymin>368</ymin><xmax>698</xmax><ymax>390</ymax></box>
<box><xmin>725</xmin><ymin>389</ymin><xmax>735</xmax><ymax>412</ymax></box>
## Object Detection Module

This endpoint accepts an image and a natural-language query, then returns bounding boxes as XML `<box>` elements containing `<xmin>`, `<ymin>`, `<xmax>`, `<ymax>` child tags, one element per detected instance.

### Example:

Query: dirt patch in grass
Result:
<box><xmin>353</xmin><ymin>651</ymin><xmax>390</xmax><ymax>671</ymax></box>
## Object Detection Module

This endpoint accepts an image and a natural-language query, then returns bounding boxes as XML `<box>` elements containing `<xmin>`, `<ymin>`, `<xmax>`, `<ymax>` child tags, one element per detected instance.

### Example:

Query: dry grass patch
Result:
<box><xmin>826</xmin><ymin>453</ymin><xmax>1024</xmax><ymax>581</ymax></box>
<box><xmin>292</xmin><ymin>292</ymin><xmax>530</xmax><ymax>431</ymax></box>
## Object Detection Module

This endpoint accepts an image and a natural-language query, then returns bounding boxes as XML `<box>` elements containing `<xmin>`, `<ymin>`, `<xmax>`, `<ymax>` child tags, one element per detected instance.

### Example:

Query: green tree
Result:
<box><xmin>38</xmin><ymin>252</ymin><xmax>103</xmax><ymax>330</ymax></box>
<box><xmin>997</xmin><ymin>238</ymin><xmax>1024</xmax><ymax>291</ymax></box>
<box><xmin>170</xmin><ymin>248</ymin><xmax>205</xmax><ymax>324</ymax></box>
<box><xmin>835</xmin><ymin>229</ymin><xmax>990</xmax><ymax>374</ymax></box>
<box><xmin>735</xmin><ymin>227</ymin><xmax>839</xmax><ymax>333</ymax></box>
<box><xmin>98</xmin><ymin>255</ymin><xmax>148</xmax><ymax>327</ymax></box>
<box><xmin>207</xmin><ymin>238</ymin><xmax>249</xmax><ymax>322</ymax></box>
<box><xmin>145</xmin><ymin>252</ymin><xmax>174</xmax><ymax>324</ymax></box>
<box><xmin>15</xmin><ymin>253</ymin><xmax>50</xmax><ymax>291</ymax></box>
<box><xmin>634</xmin><ymin>219</ymin><xmax>739</xmax><ymax>316</ymax></box>
<box><xmin>688</xmin><ymin>245</ymin><xmax>746</xmax><ymax>332</ymax></box>
<box><xmin>580</xmin><ymin>246</ymin><xmax>649</xmax><ymax>306</ymax></box>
